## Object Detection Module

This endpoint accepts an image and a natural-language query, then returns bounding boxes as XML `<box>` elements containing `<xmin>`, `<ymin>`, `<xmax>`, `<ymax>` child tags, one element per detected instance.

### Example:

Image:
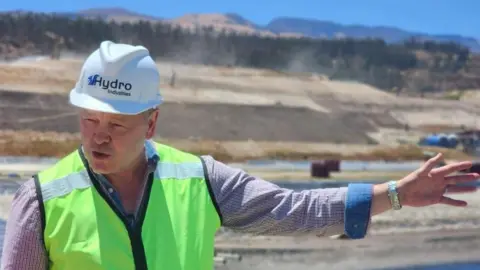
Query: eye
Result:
<box><xmin>111</xmin><ymin>122</ymin><xmax>125</xmax><ymax>128</ymax></box>
<box><xmin>83</xmin><ymin>117</ymin><xmax>96</xmax><ymax>123</ymax></box>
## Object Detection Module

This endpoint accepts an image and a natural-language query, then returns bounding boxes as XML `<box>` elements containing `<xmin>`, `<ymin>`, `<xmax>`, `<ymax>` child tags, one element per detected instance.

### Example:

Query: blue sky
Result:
<box><xmin>2</xmin><ymin>0</ymin><xmax>479</xmax><ymax>38</ymax></box>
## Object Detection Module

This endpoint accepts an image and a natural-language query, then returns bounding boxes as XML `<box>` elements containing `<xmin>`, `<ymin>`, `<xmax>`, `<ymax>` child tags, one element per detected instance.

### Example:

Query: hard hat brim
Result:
<box><xmin>69</xmin><ymin>89</ymin><xmax>162</xmax><ymax>115</ymax></box>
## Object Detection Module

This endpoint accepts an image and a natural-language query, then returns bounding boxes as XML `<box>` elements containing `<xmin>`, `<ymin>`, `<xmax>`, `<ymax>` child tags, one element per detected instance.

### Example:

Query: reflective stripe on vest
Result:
<box><xmin>35</xmin><ymin>142</ymin><xmax>221</xmax><ymax>270</ymax></box>
<box><xmin>41</xmin><ymin>162</ymin><xmax>205</xmax><ymax>202</ymax></box>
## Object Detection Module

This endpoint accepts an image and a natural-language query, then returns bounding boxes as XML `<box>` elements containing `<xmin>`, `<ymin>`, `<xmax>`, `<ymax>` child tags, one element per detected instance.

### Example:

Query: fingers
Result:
<box><xmin>419</xmin><ymin>153</ymin><xmax>443</xmax><ymax>173</ymax></box>
<box><xmin>444</xmin><ymin>173</ymin><xmax>480</xmax><ymax>185</ymax></box>
<box><xmin>439</xmin><ymin>196</ymin><xmax>468</xmax><ymax>207</ymax></box>
<box><xmin>445</xmin><ymin>185</ymin><xmax>478</xmax><ymax>194</ymax></box>
<box><xmin>432</xmin><ymin>161</ymin><xmax>473</xmax><ymax>176</ymax></box>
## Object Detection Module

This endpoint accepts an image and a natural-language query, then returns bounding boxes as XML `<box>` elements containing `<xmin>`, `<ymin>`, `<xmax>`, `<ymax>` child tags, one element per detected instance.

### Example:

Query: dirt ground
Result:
<box><xmin>214</xmin><ymin>190</ymin><xmax>480</xmax><ymax>269</ymax></box>
<box><xmin>214</xmin><ymin>230</ymin><xmax>480</xmax><ymax>269</ymax></box>
<box><xmin>0</xmin><ymin>56</ymin><xmax>478</xmax><ymax>159</ymax></box>
<box><xmin>2</xmin><ymin>57</ymin><xmax>480</xmax><ymax>130</ymax></box>
<box><xmin>1</xmin><ymin>186</ymin><xmax>479</xmax><ymax>269</ymax></box>
<box><xmin>2</xmin><ymin>57</ymin><xmax>480</xmax><ymax>269</ymax></box>
<box><xmin>0</xmin><ymin>129</ymin><xmax>472</xmax><ymax>161</ymax></box>
<box><xmin>0</xmin><ymin>168</ymin><xmax>479</xmax><ymax>270</ymax></box>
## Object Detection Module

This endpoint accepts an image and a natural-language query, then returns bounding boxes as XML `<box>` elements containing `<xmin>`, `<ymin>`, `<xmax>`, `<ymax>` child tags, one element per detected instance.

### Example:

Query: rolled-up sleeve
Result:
<box><xmin>202</xmin><ymin>156</ymin><xmax>373</xmax><ymax>238</ymax></box>
<box><xmin>344</xmin><ymin>183</ymin><xmax>373</xmax><ymax>239</ymax></box>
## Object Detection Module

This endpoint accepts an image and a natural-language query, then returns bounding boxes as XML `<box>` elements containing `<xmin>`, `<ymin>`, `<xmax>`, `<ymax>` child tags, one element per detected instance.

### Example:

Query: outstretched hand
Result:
<box><xmin>398</xmin><ymin>153</ymin><xmax>479</xmax><ymax>208</ymax></box>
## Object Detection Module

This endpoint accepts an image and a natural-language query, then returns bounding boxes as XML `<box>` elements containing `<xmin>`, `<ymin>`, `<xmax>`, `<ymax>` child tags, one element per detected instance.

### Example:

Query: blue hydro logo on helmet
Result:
<box><xmin>87</xmin><ymin>74</ymin><xmax>132</xmax><ymax>96</ymax></box>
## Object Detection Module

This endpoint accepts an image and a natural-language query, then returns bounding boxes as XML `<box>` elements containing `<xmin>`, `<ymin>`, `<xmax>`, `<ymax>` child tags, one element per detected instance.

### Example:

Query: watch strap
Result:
<box><xmin>387</xmin><ymin>181</ymin><xmax>402</xmax><ymax>210</ymax></box>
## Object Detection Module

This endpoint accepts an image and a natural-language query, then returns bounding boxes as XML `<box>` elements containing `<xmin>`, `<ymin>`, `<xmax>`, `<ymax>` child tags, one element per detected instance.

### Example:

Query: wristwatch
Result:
<box><xmin>387</xmin><ymin>181</ymin><xmax>402</xmax><ymax>210</ymax></box>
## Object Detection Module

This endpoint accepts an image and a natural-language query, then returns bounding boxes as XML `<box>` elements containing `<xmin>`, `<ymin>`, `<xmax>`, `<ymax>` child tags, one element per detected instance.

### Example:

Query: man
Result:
<box><xmin>1</xmin><ymin>41</ymin><xmax>478</xmax><ymax>270</ymax></box>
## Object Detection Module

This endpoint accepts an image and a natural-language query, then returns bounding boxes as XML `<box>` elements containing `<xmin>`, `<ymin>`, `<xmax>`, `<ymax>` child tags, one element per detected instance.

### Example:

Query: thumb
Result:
<box><xmin>419</xmin><ymin>153</ymin><xmax>443</xmax><ymax>174</ymax></box>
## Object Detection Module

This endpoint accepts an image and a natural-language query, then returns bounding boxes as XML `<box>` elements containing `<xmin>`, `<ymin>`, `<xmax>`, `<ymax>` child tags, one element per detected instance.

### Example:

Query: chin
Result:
<box><xmin>86</xmin><ymin>157</ymin><xmax>116</xmax><ymax>175</ymax></box>
<box><xmin>89</xmin><ymin>163</ymin><xmax>116</xmax><ymax>175</ymax></box>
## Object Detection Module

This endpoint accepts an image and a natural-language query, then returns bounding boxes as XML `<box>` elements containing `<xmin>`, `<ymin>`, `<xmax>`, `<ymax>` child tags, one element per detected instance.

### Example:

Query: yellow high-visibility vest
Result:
<box><xmin>34</xmin><ymin>141</ymin><xmax>221</xmax><ymax>270</ymax></box>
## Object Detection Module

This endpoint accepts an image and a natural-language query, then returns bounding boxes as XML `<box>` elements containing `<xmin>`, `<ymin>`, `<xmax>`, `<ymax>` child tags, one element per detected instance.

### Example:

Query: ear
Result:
<box><xmin>145</xmin><ymin>110</ymin><xmax>159</xmax><ymax>139</ymax></box>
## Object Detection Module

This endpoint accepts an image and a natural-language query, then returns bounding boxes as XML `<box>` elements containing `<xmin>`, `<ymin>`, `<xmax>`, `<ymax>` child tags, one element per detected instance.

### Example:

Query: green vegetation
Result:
<box><xmin>0</xmin><ymin>12</ymin><xmax>478</xmax><ymax>94</ymax></box>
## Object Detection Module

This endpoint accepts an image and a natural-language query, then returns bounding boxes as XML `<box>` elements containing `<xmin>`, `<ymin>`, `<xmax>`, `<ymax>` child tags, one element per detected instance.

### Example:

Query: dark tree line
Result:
<box><xmin>0</xmin><ymin>12</ymin><xmax>474</xmax><ymax>92</ymax></box>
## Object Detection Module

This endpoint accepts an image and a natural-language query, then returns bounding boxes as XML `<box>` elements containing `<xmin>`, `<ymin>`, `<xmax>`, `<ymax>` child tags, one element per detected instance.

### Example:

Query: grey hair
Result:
<box><xmin>143</xmin><ymin>106</ymin><xmax>158</xmax><ymax>120</ymax></box>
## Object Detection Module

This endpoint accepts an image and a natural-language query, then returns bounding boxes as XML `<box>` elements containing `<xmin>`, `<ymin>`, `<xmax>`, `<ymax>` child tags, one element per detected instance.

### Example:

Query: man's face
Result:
<box><xmin>78</xmin><ymin>109</ymin><xmax>158</xmax><ymax>175</ymax></box>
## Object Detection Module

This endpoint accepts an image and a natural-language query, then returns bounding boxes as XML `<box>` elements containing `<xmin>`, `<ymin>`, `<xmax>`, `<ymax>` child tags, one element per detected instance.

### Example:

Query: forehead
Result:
<box><xmin>79</xmin><ymin>109</ymin><xmax>139</xmax><ymax>121</ymax></box>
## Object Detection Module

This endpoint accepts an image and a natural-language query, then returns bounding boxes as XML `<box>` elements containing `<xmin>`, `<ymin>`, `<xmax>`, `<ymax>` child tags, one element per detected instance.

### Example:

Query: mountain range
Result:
<box><xmin>7</xmin><ymin>7</ymin><xmax>480</xmax><ymax>51</ymax></box>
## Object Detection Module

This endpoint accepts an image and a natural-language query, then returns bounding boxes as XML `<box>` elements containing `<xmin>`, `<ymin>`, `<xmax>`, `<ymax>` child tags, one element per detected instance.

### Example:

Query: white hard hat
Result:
<box><xmin>69</xmin><ymin>40</ymin><xmax>162</xmax><ymax>115</ymax></box>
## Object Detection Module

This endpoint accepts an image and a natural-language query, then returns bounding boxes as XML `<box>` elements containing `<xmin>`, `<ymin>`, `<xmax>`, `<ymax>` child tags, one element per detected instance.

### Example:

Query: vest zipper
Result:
<box><xmin>78</xmin><ymin>147</ymin><xmax>154</xmax><ymax>270</ymax></box>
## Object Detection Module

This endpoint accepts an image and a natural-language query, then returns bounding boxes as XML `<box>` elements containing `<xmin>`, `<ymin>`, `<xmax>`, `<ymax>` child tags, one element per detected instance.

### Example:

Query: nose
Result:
<box><xmin>93</xmin><ymin>129</ymin><xmax>111</xmax><ymax>145</ymax></box>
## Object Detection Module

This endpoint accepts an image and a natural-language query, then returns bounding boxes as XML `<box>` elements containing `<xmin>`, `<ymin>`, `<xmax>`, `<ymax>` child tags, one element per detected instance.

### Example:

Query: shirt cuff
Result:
<box><xmin>344</xmin><ymin>183</ymin><xmax>374</xmax><ymax>239</ymax></box>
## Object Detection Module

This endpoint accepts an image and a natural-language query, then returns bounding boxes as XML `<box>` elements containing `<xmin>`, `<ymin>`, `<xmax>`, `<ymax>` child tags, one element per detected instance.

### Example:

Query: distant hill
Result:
<box><xmin>4</xmin><ymin>7</ymin><xmax>479</xmax><ymax>51</ymax></box>
<box><xmin>77</xmin><ymin>7</ymin><xmax>161</xmax><ymax>22</ymax></box>
<box><xmin>2</xmin><ymin>10</ymin><xmax>480</xmax><ymax>95</ymax></box>
<box><xmin>167</xmin><ymin>13</ymin><xmax>275</xmax><ymax>36</ymax></box>
<box><xmin>266</xmin><ymin>17</ymin><xmax>480</xmax><ymax>51</ymax></box>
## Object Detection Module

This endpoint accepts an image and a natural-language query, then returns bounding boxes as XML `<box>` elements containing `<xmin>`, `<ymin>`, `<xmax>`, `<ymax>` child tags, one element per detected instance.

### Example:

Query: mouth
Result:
<box><xmin>91</xmin><ymin>151</ymin><xmax>111</xmax><ymax>160</ymax></box>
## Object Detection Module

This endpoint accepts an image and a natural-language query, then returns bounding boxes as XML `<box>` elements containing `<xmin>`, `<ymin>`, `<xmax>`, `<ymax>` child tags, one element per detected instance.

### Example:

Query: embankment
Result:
<box><xmin>1</xmin><ymin>90</ymin><xmax>473</xmax><ymax>161</ymax></box>
<box><xmin>1</xmin><ymin>89</ymin><xmax>383</xmax><ymax>143</ymax></box>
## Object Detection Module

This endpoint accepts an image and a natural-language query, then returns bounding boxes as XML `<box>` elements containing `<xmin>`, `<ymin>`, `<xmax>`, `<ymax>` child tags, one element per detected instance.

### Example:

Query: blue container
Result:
<box><xmin>419</xmin><ymin>134</ymin><xmax>457</xmax><ymax>148</ymax></box>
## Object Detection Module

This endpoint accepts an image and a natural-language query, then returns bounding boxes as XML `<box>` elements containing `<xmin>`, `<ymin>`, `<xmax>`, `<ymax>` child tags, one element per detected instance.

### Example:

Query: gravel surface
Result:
<box><xmin>214</xmin><ymin>230</ymin><xmax>480</xmax><ymax>269</ymax></box>
<box><xmin>1</xmin><ymin>178</ymin><xmax>480</xmax><ymax>269</ymax></box>
<box><xmin>214</xmin><ymin>191</ymin><xmax>480</xmax><ymax>269</ymax></box>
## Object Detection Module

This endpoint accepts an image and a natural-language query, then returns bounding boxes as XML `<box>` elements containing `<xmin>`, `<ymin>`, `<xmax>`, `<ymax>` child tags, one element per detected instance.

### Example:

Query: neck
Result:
<box><xmin>105</xmin><ymin>152</ymin><xmax>148</xmax><ymax>188</ymax></box>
